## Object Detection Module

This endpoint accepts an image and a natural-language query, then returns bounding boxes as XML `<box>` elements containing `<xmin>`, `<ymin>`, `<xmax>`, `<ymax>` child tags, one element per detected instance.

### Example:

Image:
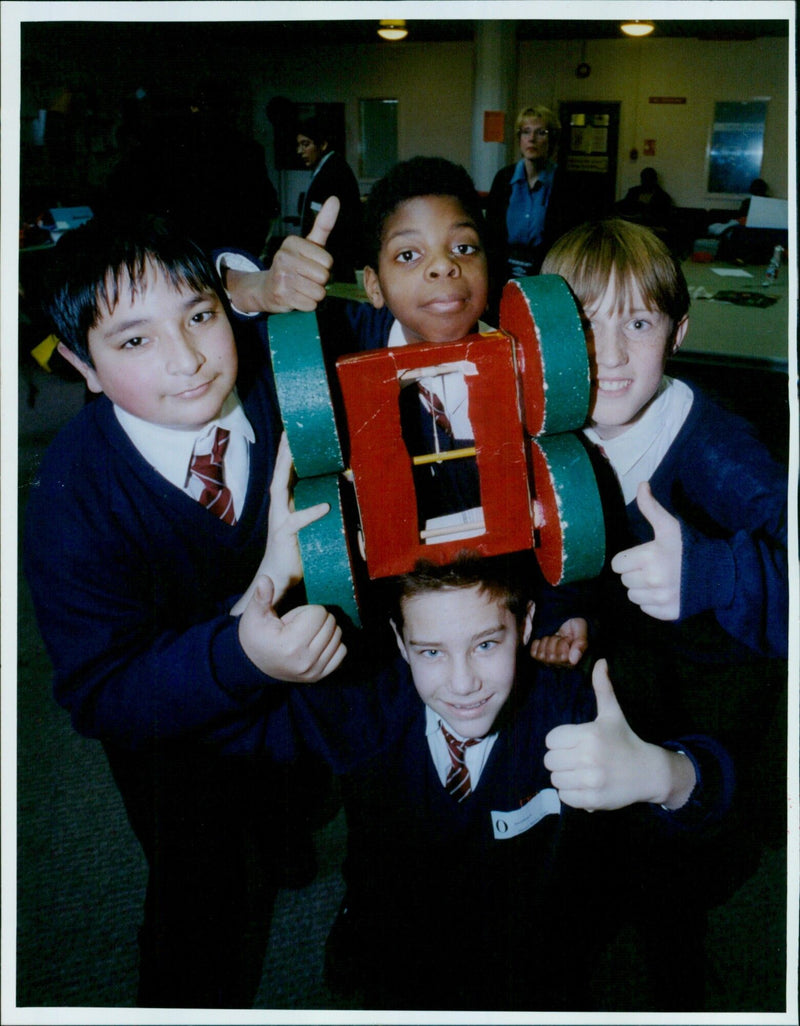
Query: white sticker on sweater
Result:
<box><xmin>491</xmin><ymin>788</ymin><xmax>561</xmax><ymax>840</ymax></box>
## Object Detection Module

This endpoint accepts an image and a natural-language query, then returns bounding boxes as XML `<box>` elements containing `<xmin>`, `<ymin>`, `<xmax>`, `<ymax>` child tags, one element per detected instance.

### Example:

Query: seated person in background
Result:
<box><xmin>708</xmin><ymin>179</ymin><xmax>769</xmax><ymax>238</ymax></box>
<box><xmin>738</xmin><ymin>176</ymin><xmax>769</xmax><ymax>220</ymax></box>
<box><xmin>712</xmin><ymin>179</ymin><xmax>776</xmax><ymax>262</ymax></box>
<box><xmin>616</xmin><ymin>166</ymin><xmax>673</xmax><ymax>228</ymax></box>
<box><xmin>263</xmin><ymin>551</ymin><xmax>734</xmax><ymax>1010</ymax></box>
<box><xmin>296</xmin><ymin>114</ymin><xmax>363</xmax><ymax>283</ymax></box>
<box><xmin>24</xmin><ymin>205</ymin><xmax>346</xmax><ymax>1009</ymax></box>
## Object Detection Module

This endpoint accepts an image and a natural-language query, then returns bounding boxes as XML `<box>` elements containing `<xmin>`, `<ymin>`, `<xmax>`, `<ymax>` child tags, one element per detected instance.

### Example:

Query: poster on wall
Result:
<box><xmin>707</xmin><ymin>99</ymin><xmax>768</xmax><ymax>194</ymax></box>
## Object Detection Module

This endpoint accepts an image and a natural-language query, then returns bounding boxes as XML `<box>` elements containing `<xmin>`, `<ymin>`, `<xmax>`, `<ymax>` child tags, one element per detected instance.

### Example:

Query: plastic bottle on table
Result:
<box><xmin>762</xmin><ymin>245</ymin><xmax>783</xmax><ymax>287</ymax></box>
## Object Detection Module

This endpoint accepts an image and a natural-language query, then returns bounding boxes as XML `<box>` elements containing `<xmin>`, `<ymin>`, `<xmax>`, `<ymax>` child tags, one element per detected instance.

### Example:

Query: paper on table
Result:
<box><xmin>710</xmin><ymin>268</ymin><xmax>753</xmax><ymax>278</ymax></box>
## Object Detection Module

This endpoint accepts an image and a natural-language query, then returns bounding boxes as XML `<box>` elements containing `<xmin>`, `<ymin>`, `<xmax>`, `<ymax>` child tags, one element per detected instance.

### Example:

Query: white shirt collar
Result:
<box><xmin>312</xmin><ymin>149</ymin><xmax>334</xmax><ymax>180</ymax></box>
<box><xmin>387</xmin><ymin>317</ymin><xmax>493</xmax><ymax>349</ymax></box>
<box><xmin>426</xmin><ymin>703</ymin><xmax>495</xmax><ymax>743</ymax></box>
<box><xmin>424</xmin><ymin>704</ymin><xmax>499</xmax><ymax>791</ymax></box>
<box><xmin>114</xmin><ymin>389</ymin><xmax>254</xmax><ymax>489</ymax></box>
<box><xmin>583</xmin><ymin>376</ymin><xmax>694</xmax><ymax>504</ymax></box>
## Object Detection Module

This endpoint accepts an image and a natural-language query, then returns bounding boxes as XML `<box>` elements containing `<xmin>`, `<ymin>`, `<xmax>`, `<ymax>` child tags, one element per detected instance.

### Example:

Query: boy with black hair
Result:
<box><xmin>23</xmin><ymin>207</ymin><xmax>346</xmax><ymax>1008</ymax></box>
<box><xmin>295</xmin><ymin>114</ymin><xmax>362</xmax><ymax>283</ymax></box>
<box><xmin>225</xmin><ymin>156</ymin><xmax>492</xmax><ymax>527</ymax></box>
<box><xmin>247</xmin><ymin>550</ymin><xmax>734</xmax><ymax>1010</ymax></box>
<box><xmin>228</xmin><ymin>155</ymin><xmax>490</xmax><ymax>349</ymax></box>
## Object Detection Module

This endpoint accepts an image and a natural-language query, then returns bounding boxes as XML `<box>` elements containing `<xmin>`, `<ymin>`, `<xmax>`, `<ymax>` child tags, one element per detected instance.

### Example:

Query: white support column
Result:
<box><xmin>470</xmin><ymin>21</ymin><xmax>517</xmax><ymax>193</ymax></box>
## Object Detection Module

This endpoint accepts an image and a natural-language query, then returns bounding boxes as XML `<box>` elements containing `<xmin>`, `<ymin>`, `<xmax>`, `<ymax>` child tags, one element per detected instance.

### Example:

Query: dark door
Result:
<box><xmin>557</xmin><ymin>101</ymin><xmax>621</xmax><ymax>224</ymax></box>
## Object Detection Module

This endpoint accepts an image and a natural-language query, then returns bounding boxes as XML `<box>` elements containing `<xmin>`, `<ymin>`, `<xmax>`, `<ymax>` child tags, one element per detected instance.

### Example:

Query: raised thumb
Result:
<box><xmin>306</xmin><ymin>195</ymin><xmax>340</xmax><ymax>247</ymax></box>
<box><xmin>253</xmin><ymin>574</ymin><xmax>278</xmax><ymax>618</ymax></box>
<box><xmin>636</xmin><ymin>481</ymin><xmax>671</xmax><ymax>534</ymax></box>
<box><xmin>591</xmin><ymin>658</ymin><xmax>620</xmax><ymax>719</ymax></box>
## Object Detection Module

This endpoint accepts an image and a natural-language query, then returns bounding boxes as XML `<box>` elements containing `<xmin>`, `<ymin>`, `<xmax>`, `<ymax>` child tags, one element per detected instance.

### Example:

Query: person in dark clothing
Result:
<box><xmin>485</xmin><ymin>104</ymin><xmax>576</xmax><ymax>314</ymax></box>
<box><xmin>296</xmin><ymin>115</ymin><xmax>362</xmax><ymax>282</ymax></box>
<box><xmin>617</xmin><ymin>166</ymin><xmax>674</xmax><ymax>227</ymax></box>
<box><xmin>738</xmin><ymin>176</ymin><xmax>768</xmax><ymax>219</ymax></box>
<box><xmin>103</xmin><ymin>81</ymin><xmax>279</xmax><ymax>257</ymax></box>
<box><xmin>227</xmin><ymin>156</ymin><xmax>492</xmax><ymax>530</ymax></box>
<box><xmin>531</xmin><ymin>218</ymin><xmax>789</xmax><ymax>1008</ymax></box>
<box><xmin>531</xmin><ymin>218</ymin><xmax>787</xmax><ymax>670</ymax></box>
<box><xmin>260</xmin><ymin>553</ymin><xmax>734</xmax><ymax>1010</ymax></box>
<box><xmin>23</xmin><ymin>209</ymin><xmax>346</xmax><ymax>1008</ymax></box>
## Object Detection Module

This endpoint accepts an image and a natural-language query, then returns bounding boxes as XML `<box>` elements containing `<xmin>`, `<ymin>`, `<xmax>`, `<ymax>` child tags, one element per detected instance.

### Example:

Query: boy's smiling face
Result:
<box><xmin>59</xmin><ymin>261</ymin><xmax>238</xmax><ymax>431</ymax></box>
<box><xmin>364</xmin><ymin>195</ymin><xmax>489</xmax><ymax>344</ymax></box>
<box><xmin>393</xmin><ymin>584</ymin><xmax>533</xmax><ymax>738</ymax></box>
<box><xmin>584</xmin><ymin>274</ymin><xmax>688</xmax><ymax>440</ymax></box>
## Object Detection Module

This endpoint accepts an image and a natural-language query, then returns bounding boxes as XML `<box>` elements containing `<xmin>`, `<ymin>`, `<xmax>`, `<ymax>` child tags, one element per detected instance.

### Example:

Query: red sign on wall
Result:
<box><xmin>649</xmin><ymin>97</ymin><xmax>687</xmax><ymax>104</ymax></box>
<box><xmin>483</xmin><ymin>110</ymin><xmax>505</xmax><ymax>143</ymax></box>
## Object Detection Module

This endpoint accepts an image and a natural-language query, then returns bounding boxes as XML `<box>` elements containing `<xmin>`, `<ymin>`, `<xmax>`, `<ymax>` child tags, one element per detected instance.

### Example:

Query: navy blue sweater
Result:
<box><xmin>640</xmin><ymin>381</ymin><xmax>787</xmax><ymax>658</ymax></box>
<box><xmin>280</xmin><ymin>653</ymin><xmax>733</xmax><ymax>1009</ymax></box>
<box><xmin>538</xmin><ymin>382</ymin><xmax>788</xmax><ymax>663</ymax></box>
<box><xmin>24</xmin><ymin>323</ymin><xmax>291</xmax><ymax>752</ymax></box>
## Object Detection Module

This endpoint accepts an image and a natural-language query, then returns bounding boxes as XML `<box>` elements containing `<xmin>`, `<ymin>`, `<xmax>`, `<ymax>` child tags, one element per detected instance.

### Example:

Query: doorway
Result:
<box><xmin>557</xmin><ymin>101</ymin><xmax>620</xmax><ymax>223</ymax></box>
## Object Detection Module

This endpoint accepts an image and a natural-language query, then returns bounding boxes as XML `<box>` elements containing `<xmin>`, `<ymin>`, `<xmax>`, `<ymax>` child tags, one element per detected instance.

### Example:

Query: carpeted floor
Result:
<box><xmin>13</xmin><ymin>360</ymin><xmax>794</xmax><ymax>1016</ymax></box>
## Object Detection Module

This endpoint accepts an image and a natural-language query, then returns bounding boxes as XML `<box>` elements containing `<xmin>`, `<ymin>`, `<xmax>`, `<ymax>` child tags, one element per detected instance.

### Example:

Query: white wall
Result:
<box><xmin>247</xmin><ymin>33</ymin><xmax>789</xmax><ymax>212</ymax></box>
<box><xmin>249</xmin><ymin>41</ymin><xmax>476</xmax><ymax>195</ymax></box>
<box><xmin>18</xmin><ymin>24</ymin><xmax>790</xmax><ymax>214</ymax></box>
<box><xmin>514</xmin><ymin>36</ymin><xmax>790</xmax><ymax>209</ymax></box>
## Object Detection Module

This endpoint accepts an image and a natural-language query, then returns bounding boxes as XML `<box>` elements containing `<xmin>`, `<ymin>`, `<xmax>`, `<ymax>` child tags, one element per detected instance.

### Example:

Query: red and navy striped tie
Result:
<box><xmin>418</xmin><ymin>384</ymin><xmax>453</xmax><ymax>437</ymax></box>
<box><xmin>189</xmin><ymin>427</ymin><xmax>237</xmax><ymax>525</ymax></box>
<box><xmin>441</xmin><ymin>722</ymin><xmax>480</xmax><ymax>802</ymax></box>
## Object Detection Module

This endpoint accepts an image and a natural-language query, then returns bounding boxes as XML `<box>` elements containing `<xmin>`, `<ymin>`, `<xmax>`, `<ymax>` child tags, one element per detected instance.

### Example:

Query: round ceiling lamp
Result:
<box><xmin>621</xmin><ymin>20</ymin><xmax>655</xmax><ymax>37</ymax></box>
<box><xmin>377</xmin><ymin>19</ymin><xmax>408</xmax><ymax>41</ymax></box>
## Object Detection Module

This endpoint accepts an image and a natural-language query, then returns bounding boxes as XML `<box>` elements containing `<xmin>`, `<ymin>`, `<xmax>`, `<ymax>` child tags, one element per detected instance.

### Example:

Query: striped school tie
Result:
<box><xmin>441</xmin><ymin>722</ymin><xmax>480</xmax><ymax>802</ymax></box>
<box><xmin>418</xmin><ymin>384</ymin><xmax>453</xmax><ymax>437</ymax></box>
<box><xmin>189</xmin><ymin>427</ymin><xmax>237</xmax><ymax>525</ymax></box>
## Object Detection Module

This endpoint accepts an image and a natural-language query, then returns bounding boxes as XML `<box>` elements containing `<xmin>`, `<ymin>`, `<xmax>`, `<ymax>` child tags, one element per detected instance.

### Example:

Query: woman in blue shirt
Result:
<box><xmin>486</xmin><ymin>105</ymin><xmax>574</xmax><ymax>314</ymax></box>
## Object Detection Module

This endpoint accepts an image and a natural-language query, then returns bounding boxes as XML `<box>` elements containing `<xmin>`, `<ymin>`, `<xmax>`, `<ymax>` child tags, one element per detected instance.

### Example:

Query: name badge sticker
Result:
<box><xmin>491</xmin><ymin>788</ymin><xmax>561</xmax><ymax>840</ymax></box>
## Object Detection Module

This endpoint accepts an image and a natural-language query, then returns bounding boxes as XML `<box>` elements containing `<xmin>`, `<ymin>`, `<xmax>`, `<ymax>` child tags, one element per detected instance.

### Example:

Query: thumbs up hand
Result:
<box><xmin>610</xmin><ymin>481</ymin><xmax>682</xmax><ymax>621</ymax></box>
<box><xmin>224</xmin><ymin>195</ymin><xmax>339</xmax><ymax>313</ymax></box>
<box><xmin>231</xmin><ymin>433</ymin><xmax>329</xmax><ymax>615</ymax></box>
<box><xmin>262</xmin><ymin>432</ymin><xmax>330</xmax><ymax>601</ymax></box>
<box><xmin>303</xmin><ymin>194</ymin><xmax>340</xmax><ymax>248</ymax></box>
<box><xmin>544</xmin><ymin>660</ymin><xmax>695</xmax><ymax>811</ymax></box>
<box><xmin>238</xmin><ymin>575</ymin><xmax>346</xmax><ymax>682</ymax></box>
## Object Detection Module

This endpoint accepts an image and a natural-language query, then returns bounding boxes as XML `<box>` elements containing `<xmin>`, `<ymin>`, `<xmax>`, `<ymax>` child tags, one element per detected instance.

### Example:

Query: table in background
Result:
<box><xmin>680</xmin><ymin>260</ymin><xmax>789</xmax><ymax>367</ymax></box>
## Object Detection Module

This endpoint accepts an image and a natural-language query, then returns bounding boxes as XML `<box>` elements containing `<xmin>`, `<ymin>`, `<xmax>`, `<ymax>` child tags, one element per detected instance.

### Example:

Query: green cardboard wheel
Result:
<box><xmin>268</xmin><ymin>311</ymin><xmax>343</xmax><ymax>478</ymax></box>
<box><xmin>500</xmin><ymin>275</ymin><xmax>590</xmax><ymax>437</ymax></box>
<box><xmin>530</xmin><ymin>433</ymin><xmax>605</xmax><ymax>586</ymax></box>
<box><xmin>295</xmin><ymin>474</ymin><xmax>361</xmax><ymax>627</ymax></box>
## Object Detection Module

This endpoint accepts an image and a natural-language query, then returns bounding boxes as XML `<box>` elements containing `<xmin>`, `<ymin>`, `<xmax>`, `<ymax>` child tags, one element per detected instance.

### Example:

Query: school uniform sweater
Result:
<box><xmin>280</xmin><ymin>654</ymin><xmax>734</xmax><ymax>1010</ymax></box>
<box><xmin>23</xmin><ymin>329</ymin><xmax>289</xmax><ymax>753</ymax></box>
<box><xmin>538</xmin><ymin>380</ymin><xmax>788</xmax><ymax>664</ymax></box>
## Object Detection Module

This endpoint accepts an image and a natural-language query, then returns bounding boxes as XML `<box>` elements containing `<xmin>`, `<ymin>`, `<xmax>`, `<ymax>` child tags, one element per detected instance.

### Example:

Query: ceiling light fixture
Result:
<box><xmin>621</xmin><ymin>20</ymin><xmax>655</xmax><ymax>37</ymax></box>
<box><xmin>377</xmin><ymin>19</ymin><xmax>408</xmax><ymax>41</ymax></box>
